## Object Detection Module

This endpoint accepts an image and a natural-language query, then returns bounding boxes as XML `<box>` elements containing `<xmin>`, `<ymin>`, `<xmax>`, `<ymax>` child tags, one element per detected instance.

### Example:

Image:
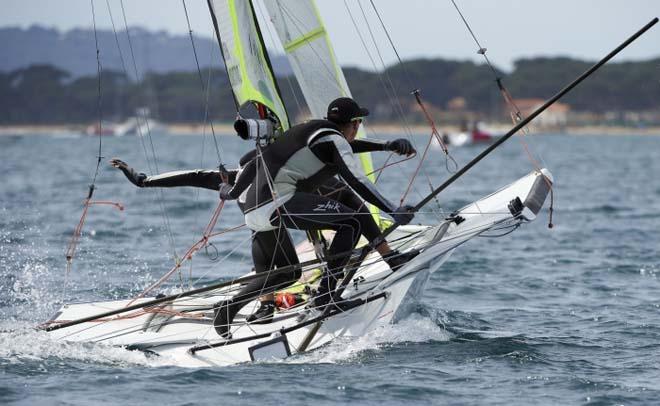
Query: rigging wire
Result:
<box><xmin>448</xmin><ymin>0</ymin><xmax>555</xmax><ymax>227</ymax></box>
<box><xmin>365</xmin><ymin>0</ymin><xmax>457</xmax><ymax>172</ymax></box>
<box><xmin>343</xmin><ymin>0</ymin><xmax>413</xmax><ymax>139</ymax></box>
<box><xmin>344</xmin><ymin>0</ymin><xmax>440</xmax><ymax>208</ymax></box>
<box><xmin>350</xmin><ymin>0</ymin><xmax>446</xmax><ymax>210</ymax></box>
<box><xmin>128</xmin><ymin>200</ymin><xmax>228</xmax><ymax>305</ymax></box>
<box><xmin>182</xmin><ymin>0</ymin><xmax>223</xmax><ymax>164</ymax></box>
<box><xmin>342</xmin><ymin>1</ymin><xmax>435</xmax><ymax>210</ymax></box>
<box><xmin>48</xmin><ymin>213</ymin><xmax>522</xmax><ymax>339</ymax></box>
<box><xmin>448</xmin><ymin>0</ymin><xmax>527</xmax><ymax>129</ymax></box>
<box><xmin>118</xmin><ymin>0</ymin><xmax>182</xmax><ymax>256</ymax></box>
<box><xmin>181</xmin><ymin>0</ymin><xmax>230</xmax><ymax>287</ymax></box>
<box><xmin>90</xmin><ymin>0</ymin><xmax>103</xmax><ymax>186</ymax></box>
<box><xmin>353</xmin><ymin>2</ymin><xmax>448</xmax><ymax>215</ymax></box>
<box><xmin>109</xmin><ymin>0</ymin><xmax>211</xmax><ymax>289</ymax></box>
<box><xmin>63</xmin><ymin>0</ymin><xmax>125</xmax><ymax>301</ymax></box>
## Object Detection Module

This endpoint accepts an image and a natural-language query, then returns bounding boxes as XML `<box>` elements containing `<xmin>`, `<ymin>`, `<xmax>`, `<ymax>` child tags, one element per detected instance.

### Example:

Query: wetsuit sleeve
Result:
<box><xmin>311</xmin><ymin>133</ymin><xmax>396</xmax><ymax>213</ymax></box>
<box><xmin>228</xmin><ymin>158</ymin><xmax>256</xmax><ymax>199</ymax></box>
<box><xmin>239</xmin><ymin>149</ymin><xmax>257</xmax><ymax>166</ymax></box>
<box><xmin>350</xmin><ymin>139</ymin><xmax>387</xmax><ymax>153</ymax></box>
<box><xmin>141</xmin><ymin>170</ymin><xmax>224</xmax><ymax>190</ymax></box>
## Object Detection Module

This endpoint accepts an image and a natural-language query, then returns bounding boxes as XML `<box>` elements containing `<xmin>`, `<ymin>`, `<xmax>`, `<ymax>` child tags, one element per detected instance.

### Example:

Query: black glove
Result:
<box><xmin>219</xmin><ymin>183</ymin><xmax>235</xmax><ymax>200</ymax></box>
<box><xmin>109</xmin><ymin>158</ymin><xmax>146</xmax><ymax>187</ymax></box>
<box><xmin>391</xmin><ymin>205</ymin><xmax>415</xmax><ymax>225</ymax></box>
<box><xmin>385</xmin><ymin>139</ymin><xmax>415</xmax><ymax>156</ymax></box>
<box><xmin>218</xmin><ymin>164</ymin><xmax>230</xmax><ymax>181</ymax></box>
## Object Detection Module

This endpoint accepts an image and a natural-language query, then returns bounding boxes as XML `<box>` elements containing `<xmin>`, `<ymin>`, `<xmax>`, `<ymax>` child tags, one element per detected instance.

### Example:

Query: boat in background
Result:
<box><xmin>85</xmin><ymin>108</ymin><xmax>166</xmax><ymax>136</ymax></box>
<box><xmin>436</xmin><ymin>121</ymin><xmax>504</xmax><ymax>147</ymax></box>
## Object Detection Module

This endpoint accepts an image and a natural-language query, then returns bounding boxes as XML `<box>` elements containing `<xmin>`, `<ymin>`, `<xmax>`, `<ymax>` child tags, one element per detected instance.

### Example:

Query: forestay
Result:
<box><xmin>207</xmin><ymin>0</ymin><xmax>290</xmax><ymax>128</ymax></box>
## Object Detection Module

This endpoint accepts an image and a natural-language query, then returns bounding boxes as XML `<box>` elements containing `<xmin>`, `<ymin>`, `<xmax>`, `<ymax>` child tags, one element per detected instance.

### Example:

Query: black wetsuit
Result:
<box><xmin>124</xmin><ymin>152</ymin><xmax>300</xmax><ymax>287</ymax></box>
<box><xmin>124</xmin><ymin>148</ymin><xmax>382</xmax><ymax>327</ymax></box>
<box><xmin>225</xmin><ymin>119</ymin><xmax>395</xmax><ymax>294</ymax></box>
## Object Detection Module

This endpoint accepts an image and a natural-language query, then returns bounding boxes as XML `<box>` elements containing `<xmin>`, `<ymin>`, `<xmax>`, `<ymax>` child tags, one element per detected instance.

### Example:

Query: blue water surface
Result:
<box><xmin>1</xmin><ymin>131</ymin><xmax>659</xmax><ymax>405</ymax></box>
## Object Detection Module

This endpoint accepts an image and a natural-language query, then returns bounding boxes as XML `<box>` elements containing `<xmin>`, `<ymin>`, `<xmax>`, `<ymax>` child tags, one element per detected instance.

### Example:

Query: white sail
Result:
<box><xmin>262</xmin><ymin>0</ymin><xmax>379</xmax><ymax>210</ymax></box>
<box><xmin>263</xmin><ymin>1</ymin><xmax>350</xmax><ymax>117</ymax></box>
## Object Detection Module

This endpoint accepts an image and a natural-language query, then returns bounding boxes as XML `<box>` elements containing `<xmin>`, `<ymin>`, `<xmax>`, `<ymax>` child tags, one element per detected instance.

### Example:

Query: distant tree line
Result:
<box><xmin>1</xmin><ymin>56</ymin><xmax>658</xmax><ymax>125</ymax></box>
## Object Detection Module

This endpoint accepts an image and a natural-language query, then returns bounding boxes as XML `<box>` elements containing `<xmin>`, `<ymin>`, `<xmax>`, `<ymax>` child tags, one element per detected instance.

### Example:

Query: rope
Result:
<box><xmin>357</xmin><ymin>0</ymin><xmax>459</xmax><ymax>200</ymax></box>
<box><xmin>127</xmin><ymin>200</ymin><xmax>226</xmax><ymax>306</ymax></box>
<box><xmin>118</xmin><ymin>0</ymin><xmax>181</xmax><ymax>257</ymax></box>
<box><xmin>63</xmin><ymin>1</ymin><xmax>124</xmax><ymax>300</ymax></box>
<box><xmin>412</xmin><ymin>90</ymin><xmax>459</xmax><ymax>172</ymax></box>
<box><xmin>448</xmin><ymin>0</ymin><xmax>555</xmax><ymax>227</ymax></box>
<box><xmin>181</xmin><ymin>0</ymin><xmax>223</xmax><ymax>164</ymax></box>
<box><xmin>347</xmin><ymin>1</ymin><xmax>445</xmax><ymax>209</ymax></box>
<box><xmin>90</xmin><ymin>0</ymin><xmax>103</xmax><ymax>186</ymax></box>
<box><xmin>48</xmin><ymin>211</ymin><xmax>524</xmax><ymax>337</ymax></box>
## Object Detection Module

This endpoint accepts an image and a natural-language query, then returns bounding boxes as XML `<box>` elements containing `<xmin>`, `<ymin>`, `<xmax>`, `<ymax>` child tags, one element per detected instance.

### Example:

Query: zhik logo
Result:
<box><xmin>313</xmin><ymin>201</ymin><xmax>341</xmax><ymax>212</ymax></box>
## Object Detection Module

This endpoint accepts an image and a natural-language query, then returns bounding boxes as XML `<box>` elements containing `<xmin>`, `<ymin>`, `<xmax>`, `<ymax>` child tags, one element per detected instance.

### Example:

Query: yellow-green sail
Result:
<box><xmin>207</xmin><ymin>0</ymin><xmax>289</xmax><ymax>129</ymax></box>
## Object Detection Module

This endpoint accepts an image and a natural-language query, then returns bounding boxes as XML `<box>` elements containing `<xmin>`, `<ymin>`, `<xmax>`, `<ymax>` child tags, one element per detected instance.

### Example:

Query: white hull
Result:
<box><xmin>45</xmin><ymin>169</ymin><xmax>552</xmax><ymax>367</ymax></box>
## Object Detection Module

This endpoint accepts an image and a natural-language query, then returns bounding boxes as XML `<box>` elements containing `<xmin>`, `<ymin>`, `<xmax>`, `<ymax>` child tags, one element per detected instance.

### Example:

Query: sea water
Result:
<box><xmin>1</xmin><ymin>131</ymin><xmax>659</xmax><ymax>405</ymax></box>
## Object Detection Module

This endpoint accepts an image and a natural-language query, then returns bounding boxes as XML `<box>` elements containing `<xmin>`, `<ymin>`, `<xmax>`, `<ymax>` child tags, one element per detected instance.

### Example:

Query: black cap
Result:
<box><xmin>326</xmin><ymin>97</ymin><xmax>369</xmax><ymax>124</ymax></box>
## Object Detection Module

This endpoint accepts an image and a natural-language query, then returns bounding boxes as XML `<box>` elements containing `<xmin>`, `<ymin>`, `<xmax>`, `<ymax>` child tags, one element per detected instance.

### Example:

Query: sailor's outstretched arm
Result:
<box><xmin>109</xmin><ymin>158</ymin><xmax>235</xmax><ymax>190</ymax></box>
<box><xmin>350</xmin><ymin>138</ymin><xmax>387</xmax><ymax>153</ymax></box>
<box><xmin>351</xmin><ymin>138</ymin><xmax>415</xmax><ymax>156</ymax></box>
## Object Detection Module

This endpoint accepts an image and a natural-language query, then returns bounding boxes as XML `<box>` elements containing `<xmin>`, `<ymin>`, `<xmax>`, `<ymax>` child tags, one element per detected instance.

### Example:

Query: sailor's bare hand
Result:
<box><xmin>110</xmin><ymin>158</ymin><xmax>128</xmax><ymax>170</ymax></box>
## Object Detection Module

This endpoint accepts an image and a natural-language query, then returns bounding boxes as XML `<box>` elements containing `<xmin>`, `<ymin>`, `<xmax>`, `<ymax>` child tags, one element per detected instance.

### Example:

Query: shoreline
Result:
<box><xmin>1</xmin><ymin>123</ymin><xmax>659</xmax><ymax>136</ymax></box>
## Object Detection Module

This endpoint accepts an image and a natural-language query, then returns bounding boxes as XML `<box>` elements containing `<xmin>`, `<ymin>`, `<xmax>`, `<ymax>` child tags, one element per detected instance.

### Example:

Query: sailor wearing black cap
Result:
<box><xmin>213</xmin><ymin>97</ymin><xmax>418</xmax><ymax>336</ymax></box>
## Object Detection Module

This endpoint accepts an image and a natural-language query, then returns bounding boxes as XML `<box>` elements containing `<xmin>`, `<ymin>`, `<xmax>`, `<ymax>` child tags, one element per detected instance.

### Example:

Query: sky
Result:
<box><xmin>3</xmin><ymin>0</ymin><xmax>659</xmax><ymax>71</ymax></box>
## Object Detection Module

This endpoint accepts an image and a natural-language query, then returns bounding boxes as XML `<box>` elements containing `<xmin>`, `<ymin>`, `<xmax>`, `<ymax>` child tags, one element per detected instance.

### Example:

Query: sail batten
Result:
<box><xmin>283</xmin><ymin>26</ymin><xmax>326</xmax><ymax>53</ymax></box>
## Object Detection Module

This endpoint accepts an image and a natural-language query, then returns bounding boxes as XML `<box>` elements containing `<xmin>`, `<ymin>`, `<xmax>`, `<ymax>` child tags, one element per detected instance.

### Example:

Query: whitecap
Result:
<box><xmin>287</xmin><ymin>313</ymin><xmax>451</xmax><ymax>365</ymax></box>
<box><xmin>0</xmin><ymin>320</ymin><xmax>170</xmax><ymax>368</ymax></box>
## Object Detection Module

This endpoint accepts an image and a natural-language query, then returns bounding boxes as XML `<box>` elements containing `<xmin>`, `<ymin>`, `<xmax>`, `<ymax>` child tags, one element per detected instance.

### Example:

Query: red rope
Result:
<box><xmin>400</xmin><ymin>134</ymin><xmax>434</xmax><ymax>205</ymax></box>
<box><xmin>65</xmin><ymin>197</ymin><xmax>124</xmax><ymax>274</ymax></box>
<box><xmin>127</xmin><ymin>199</ymin><xmax>226</xmax><ymax>306</ymax></box>
<box><xmin>65</xmin><ymin>199</ymin><xmax>91</xmax><ymax>271</ymax></box>
<box><xmin>413</xmin><ymin>90</ymin><xmax>449</xmax><ymax>154</ymax></box>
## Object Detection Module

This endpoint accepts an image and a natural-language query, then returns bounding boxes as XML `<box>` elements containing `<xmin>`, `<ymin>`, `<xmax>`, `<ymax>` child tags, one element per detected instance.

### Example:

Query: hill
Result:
<box><xmin>0</xmin><ymin>26</ymin><xmax>292</xmax><ymax>78</ymax></box>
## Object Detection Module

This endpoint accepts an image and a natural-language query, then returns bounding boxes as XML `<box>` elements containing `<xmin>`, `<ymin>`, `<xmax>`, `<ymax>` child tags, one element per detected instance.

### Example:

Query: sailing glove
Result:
<box><xmin>391</xmin><ymin>205</ymin><xmax>415</xmax><ymax>225</ymax></box>
<box><xmin>385</xmin><ymin>139</ymin><xmax>415</xmax><ymax>156</ymax></box>
<box><xmin>110</xmin><ymin>158</ymin><xmax>146</xmax><ymax>187</ymax></box>
<box><xmin>219</xmin><ymin>183</ymin><xmax>235</xmax><ymax>200</ymax></box>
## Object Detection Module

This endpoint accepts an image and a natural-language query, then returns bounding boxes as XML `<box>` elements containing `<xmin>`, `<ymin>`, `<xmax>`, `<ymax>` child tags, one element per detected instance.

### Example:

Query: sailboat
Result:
<box><xmin>435</xmin><ymin>122</ymin><xmax>505</xmax><ymax>147</ymax></box>
<box><xmin>47</xmin><ymin>0</ymin><xmax>641</xmax><ymax>368</ymax></box>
